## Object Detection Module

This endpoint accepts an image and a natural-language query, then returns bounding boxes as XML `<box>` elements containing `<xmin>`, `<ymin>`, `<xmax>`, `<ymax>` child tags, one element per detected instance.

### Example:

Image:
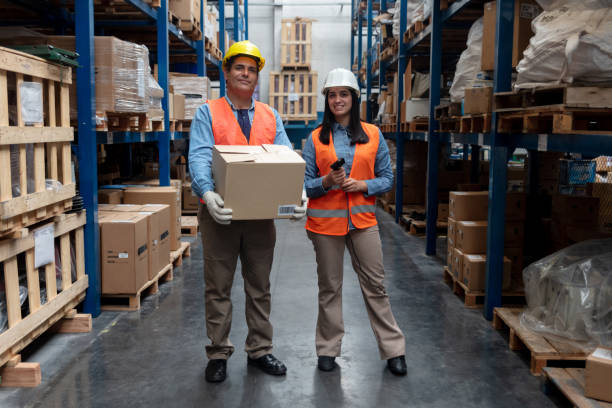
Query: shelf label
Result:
<box><xmin>140</xmin><ymin>132</ymin><xmax>145</xmax><ymax>143</ymax></box>
<box><xmin>478</xmin><ymin>133</ymin><xmax>484</xmax><ymax>146</ymax></box>
<box><xmin>538</xmin><ymin>134</ymin><xmax>548</xmax><ymax>151</ymax></box>
<box><xmin>107</xmin><ymin>132</ymin><xmax>113</xmax><ymax>145</ymax></box>
<box><xmin>424</xmin><ymin>132</ymin><xmax>428</xmax><ymax>142</ymax></box>
<box><xmin>34</xmin><ymin>225</ymin><xmax>55</xmax><ymax>268</ymax></box>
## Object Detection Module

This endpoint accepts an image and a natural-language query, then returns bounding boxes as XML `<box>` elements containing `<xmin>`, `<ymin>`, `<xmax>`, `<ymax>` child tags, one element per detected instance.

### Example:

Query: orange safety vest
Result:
<box><xmin>200</xmin><ymin>97</ymin><xmax>277</xmax><ymax>204</ymax></box>
<box><xmin>305</xmin><ymin>122</ymin><xmax>380</xmax><ymax>236</ymax></box>
<box><xmin>207</xmin><ymin>97</ymin><xmax>277</xmax><ymax>145</ymax></box>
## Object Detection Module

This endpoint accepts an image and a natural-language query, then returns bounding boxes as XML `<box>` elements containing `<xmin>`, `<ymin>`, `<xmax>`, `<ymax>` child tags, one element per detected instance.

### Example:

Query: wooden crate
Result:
<box><xmin>0</xmin><ymin>212</ymin><xmax>89</xmax><ymax>373</ymax></box>
<box><xmin>0</xmin><ymin>46</ymin><xmax>75</xmax><ymax>238</ymax></box>
<box><xmin>280</xmin><ymin>18</ymin><xmax>313</xmax><ymax>70</ymax></box>
<box><xmin>269</xmin><ymin>71</ymin><xmax>318</xmax><ymax>122</ymax></box>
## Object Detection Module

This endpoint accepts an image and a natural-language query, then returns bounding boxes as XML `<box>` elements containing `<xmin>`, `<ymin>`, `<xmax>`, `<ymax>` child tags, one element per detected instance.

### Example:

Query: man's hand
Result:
<box><xmin>203</xmin><ymin>191</ymin><xmax>233</xmax><ymax>225</ymax></box>
<box><xmin>291</xmin><ymin>189</ymin><xmax>308</xmax><ymax>220</ymax></box>
<box><xmin>341</xmin><ymin>178</ymin><xmax>368</xmax><ymax>193</ymax></box>
<box><xmin>323</xmin><ymin>168</ymin><xmax>346</xmax><ymax>189</ymax></box>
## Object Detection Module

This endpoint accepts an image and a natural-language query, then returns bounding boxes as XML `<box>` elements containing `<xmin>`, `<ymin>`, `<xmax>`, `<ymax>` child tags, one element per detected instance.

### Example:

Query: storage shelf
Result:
<box><xmin>95</xmin><ymin>131</ymin><xmax>189</xmax><ymax>145</ymax></box>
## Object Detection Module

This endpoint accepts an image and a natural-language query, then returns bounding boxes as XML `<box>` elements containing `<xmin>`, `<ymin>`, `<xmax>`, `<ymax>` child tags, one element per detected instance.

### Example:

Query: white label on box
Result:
<box><xmin>538</xmin><ymin>134</ymin><xmax>548</xmax><ymax>151</ymax></box>
<box><xmin>478</xmin><ymin>133</ymin><xmax>484</xmax><ymax>146</ymax></box>
<box><xmin>118</xmin><ymin>253</ymin><xmax>129</xmax><ymax>259</ymax></box>
<box><xmin>34</xmin><ymin>225</ymin><xmax>55</xmax><ymax>268</ymax></box>
<box><xmin>593</xmin><ymin>347</ymin><xmax>612</xmax><ymax>361</ymax></box>
<box><xmin>278</xmin><ymin>205</ymin><xmax>297</xmax><ymax>216</ymax></box>
<box><xmin>288</xmin><ymin>93</ymin><xmax>299</xmax><ymax>102</ymax></box>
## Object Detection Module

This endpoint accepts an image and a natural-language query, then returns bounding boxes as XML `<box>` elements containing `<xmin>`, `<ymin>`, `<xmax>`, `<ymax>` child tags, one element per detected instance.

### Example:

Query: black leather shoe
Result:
<box><xmin>317</xmin><ymin>356</ymin><xmax>336</xmax><ymax>372</ymax></box>
<box><xmin>387</xmin><ymin>355</ymin><xmax>407</xmax><ymax>376</ymax></box>
<box><xmin>247</xmin><ymin>354</ymin><xmax>287</xmax><ymax>376</ymax></box>
<box><xmin>205</xmin><ymin>359</ymin><xmax>227</xmax><ymax>382</ymax></box>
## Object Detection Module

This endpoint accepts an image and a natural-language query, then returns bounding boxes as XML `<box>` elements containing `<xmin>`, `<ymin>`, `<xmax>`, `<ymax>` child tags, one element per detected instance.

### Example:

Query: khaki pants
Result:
<box><xmin>307</xmin><ymin>225</ymin><xmax>406</xmax><ymax>360</ymax></box>
<box><xmin>198</xmin><ymin>204</ymin><xmax>276</xmax><ymax>360</ymax></box>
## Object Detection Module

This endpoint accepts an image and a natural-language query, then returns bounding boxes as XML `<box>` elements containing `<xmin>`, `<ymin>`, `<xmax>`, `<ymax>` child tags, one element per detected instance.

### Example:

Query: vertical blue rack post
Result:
<box><xmin>357</xmin><ymin>13</ymin><xmax>363</xmax><ymax>87</ymax></box>
<box><xmin>219</xmin><ymin>0</ymin><xmax>226</xmax><ymax>96</ymax></box>
<box><xmin>233</xmin><ymin>0</ymin><xmax>239</xmax><ymax>40</ymax></box>
<box><xmin>365</xmin><ymin>0</ymin><xmax>373</xmax><ymax>122</ymax></box>
<box><xmin>157</xmin><ymin>0</ymin><xmax>171</xmax><ymax>187</ymax></box>
<box><xmin>425</xmin><ymin>0</ymin><xmax>442</xmax><ymax>255</ymax></box>
<box><xmin>245</xmin><ymin>0</ymin><xmax>248</xmax><ymax>39</ymax></box>
<box><xmin>350</xmin><ymin>0</ymin><xmax>355</xmax><ymax>69</ymax></box>
<box><xmin>394</xmin><ymin>0</ymin><xmax>407</xmax><ymax>223</ymax></box>
<box><xmin>197</xmin><ymin>0</ymin><xmax>206</xmax><ymax>76</ymax></box>
<box><xmin>75</xmin><ymin>0</ymin><xmax>101</xmax><ymax>316</ymax></box>
<box><xmin>484</xmin><ymin>0</ymin><xmax>514</xmax><ymax>320</ymax></box>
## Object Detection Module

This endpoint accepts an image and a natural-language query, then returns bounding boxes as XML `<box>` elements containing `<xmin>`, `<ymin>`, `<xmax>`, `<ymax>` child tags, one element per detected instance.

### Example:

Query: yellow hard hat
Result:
<box><xmin>222</xmin><ymin>40</ymin><xmax>265</xmax><ymax>71</ymax></box>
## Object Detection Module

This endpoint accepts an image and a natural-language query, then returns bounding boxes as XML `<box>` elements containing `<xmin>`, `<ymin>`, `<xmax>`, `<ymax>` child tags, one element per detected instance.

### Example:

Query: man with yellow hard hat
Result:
<box><xmin>189</xmin><ymin>41</ymin><xmax>306</xmax><ymax>383</ymax></box>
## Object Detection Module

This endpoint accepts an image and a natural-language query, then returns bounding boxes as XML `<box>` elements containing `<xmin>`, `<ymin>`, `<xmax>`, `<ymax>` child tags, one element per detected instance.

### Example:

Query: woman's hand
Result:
<box><xmin>341</xmin><ymin>178</ymin><xmax>368</xmax><ymax>193</ymax></box>
<box><xmin>323</xmin><ymin>168</ymin><xmax>346</xmax><ymax>189</ymax></box>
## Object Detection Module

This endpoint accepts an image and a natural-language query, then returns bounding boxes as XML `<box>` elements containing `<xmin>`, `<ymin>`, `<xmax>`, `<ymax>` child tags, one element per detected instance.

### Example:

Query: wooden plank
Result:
<box><xmin>495</xmin><ymin>308</ymin><xmax>557</xmax><ymax>355</ymax></box>
<box><xmin>0</xmin><ymin>276</ymin><xmax>88</xmax><ymax>366</ymax></box>
<box><xmin>0</xmin><ymin>362</ymin><xmax>41</xmax><ymax>387</ymax></box>
<box><xmin>0</xmin><ymin>183</ymin><xmax>75</xmax><ymax>219</ymax></box>
<box><xmin>25</xmin><ymin>249</ymin><xmax>41</xmax><ymax>314</ymax></box>
<box><xmin>61</xmin><ymin>142</ymin><xmax>72</xmax><ymax>185</ymax></box>
<box><xmin>33</xmin><ymin>143</ymin><xmax>45</xmax><ymax>193</ymax></box>
<box><xmin>51</xmin><ymin>313</ymin><xmax>92</xmax><ymax>333</ymax></box>
<box><xmin>543</xmin><ymin>368</ymin><xmax>612</xmax><ymax>408</ymax></box>
<box><xmin>4</xmin><ymin>257</ymin><xmax>21</xmax><ymax>328</ymax></box>
<box><xmin>0</xmin><ymin>69</ymin><xmax>7</xmax><ymax>127</ymax></box>
<box><xmin>60</xmin><ymin>234</ymin><xmax>71</xmax><ymax>290</ymax></box>
<box><xmin>60</xmin><ymin>84</ymin><xmax>70</xmax><ymax>127</ymax></box>
<box><xmin>0</xmin><ymin>127</ymin><xmax>73</xmax><ymax>146</ymax></box>
<box><xmin>16</xmin><ymin>73</ymin><xmax>23</xmax><ymax>127</ymax></box>
<box><xmin>75</xmin><ymin>227</ymin><xmax>85</xmax><ymax>280</ymax></box>
<box><xmin>44</xmin><ymin>261</ymin><xmax>57</xmax><ymax>302</ymax></box>
<box><xmin>0</xmin><ymin>46</ymin><xmax>71</xmax><ymax>83</ymax></box>
<box><xmin>47</xmin><ymin>142</ymin><xmax>58</xmax><ymax>182</ymax></box>
<box><xmin>0</xmin><ymin>145</ymin><xmax>10</xmax><ymax>202</ymax></box>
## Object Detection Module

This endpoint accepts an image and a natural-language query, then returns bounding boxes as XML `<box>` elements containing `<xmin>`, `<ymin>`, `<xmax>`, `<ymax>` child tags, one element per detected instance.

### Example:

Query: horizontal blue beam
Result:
<box><xmin>123</xmin><ymin>0</ymin><xmax>157</xmax><ymax>19</ymax></box>
<box><xmin>95</xmin><ymin>131</ymin><xmax>188</xmax><ymax>144</ymax></box>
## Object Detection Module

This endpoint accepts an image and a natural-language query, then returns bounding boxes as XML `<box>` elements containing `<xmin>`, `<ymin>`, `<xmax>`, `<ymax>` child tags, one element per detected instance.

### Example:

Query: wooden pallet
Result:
<box><xmin>204</xmin><ymin>38</ymin><xmax>223</xmax><ymax>60</ymax></box>
<box><xmin>96</xmin><ymin>111</ymin><xmax>150</xmax><ymax>132</ymax></box>
<box><xmin>402</xmin><ymin>216</ymin><xmax>447</xmax><ymax>235</ymax></box>
<box><xmin>439</xmin><ymin>117</ymin><xmax>461</xmax><ymax>132</ymax></box>
<box><xmin>409</xmin><ymin>117</ymin><xmax>429</xmax><ymax>132</ymax></box>
<box><xmin>377</xmin><ymin>198</ymin><xmax>393</xmax><ymax>214</ymax></box>
<box><xmin>170</xmin><ymin>240</ymin><xmax>191</xmax><ymax>267</ymax></box>
<box><xmin>497</xmin><ymin>107</ymin><xmax>612</xmax><ymax>135</ymax></box>
<box><xmin>101</xmin><ymin>263</ymin><xmax>173</xmax><ymax>311</ymax></box>
<box><xmin>542</xmin><ymin>367</ymin><xmax>612</xmax><ymax>408</ymax></box>
<box><xmin>492</xmin><ymin>307</ymin><xmax>589</xmax><ymax>375</ymax></box>
<box><xmin>269</xmin><ymin>71</ymin><xmax>318</xmax><ymax>122</ymax></box>
<box><xmin>434</xmin><ymin>102</ymin><xmax>462</xmax><ymax>120</ymax></box>
<box><xmin>178</xmin><ymin>15</ymin><xmax>202</xmax><ymax>40</ymax></box>
<box><xmin>495</xmin><ymin>86</ymin><xmax>612</xmax><ymax>112</ymax></box>
<box><xmin>443</xmin><ymin>267</ymin><xmax>525</xmax><ymax>309</ymax></box>
<box><xmin>181</xmin><ymin>215</ymin><xmax>198</xmax><ymax>237</ymax></box>
<box><xmin>0</xmin><ymin>46</ymin><xmax>75</xmax><ymax>238</ymax></box>
<box><xmin>280</xmin><ymin>18</ymin><xmax>313</xmax><ymax>70</ymax></box>
<box><xmin>0</xmin><ymin>212</ymin><xmax>89</xmax><ymax>386</ymax></box>
<box><xmin>459</xmin><ymin>114</ymin><xmax>491</xmax><ymax>133</ymax></box>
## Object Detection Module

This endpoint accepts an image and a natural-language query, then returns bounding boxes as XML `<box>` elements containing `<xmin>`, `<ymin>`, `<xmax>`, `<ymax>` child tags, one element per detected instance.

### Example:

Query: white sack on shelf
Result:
<box><xmin>515</xmin><ymin>0</ymin><xmax>612</xmax><ymax>88</ymax></box>
<box><xmin>449</xmin><ymin>17</ymin><xmax>483</xmax><ymax>102</ymax></box>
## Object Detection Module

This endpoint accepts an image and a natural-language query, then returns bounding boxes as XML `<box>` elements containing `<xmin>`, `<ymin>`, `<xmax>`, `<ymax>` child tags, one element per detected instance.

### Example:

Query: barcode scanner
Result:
<box><xmin>330</xmin><ymin>158</ymin><xmax>345</xmax><ymax>171</ymax></box>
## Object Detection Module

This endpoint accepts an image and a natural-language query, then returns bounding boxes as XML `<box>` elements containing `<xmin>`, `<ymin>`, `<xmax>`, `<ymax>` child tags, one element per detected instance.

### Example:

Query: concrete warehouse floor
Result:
<box><xmin>0</xmin><ymin>209</ymin><xmax>567</xmax><ymax>408</ymax></box>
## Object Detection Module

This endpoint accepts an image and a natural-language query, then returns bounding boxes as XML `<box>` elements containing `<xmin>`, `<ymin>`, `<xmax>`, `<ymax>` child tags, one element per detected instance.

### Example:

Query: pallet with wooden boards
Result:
<box><xmin>0</xmin><ymin>211</ymin><xmax>90</xmax><ymax>387</ymax></box>
<box><xmin>443</xmin><ymin>267</ymin><xmax>524</xmax><ymax>309</ymax></box>
<box><xmin>542</xmin><ymin>367</ymin><xmax>612</xmax><ymax>408</ymax></box>
<box><xmin>170</xmin><ymin>240</ymin><xmax>191</xmax><ymax>268</ymax></box>
<box><xmin>459</xmin><ymin>114</ymin><xmax>491</xmax><ymax>133</ymax></box>
<box><xmin>280</xmin><ymin>18</ymin><xmax>313</xmax><ymax>70</ymax></box>
<box><xmin>269</xmin><ymin>71</ymin><xmax>318</xmax><ymax>123</ymax></box>
<box><xmin>492</xmin><ymin>307</ymin><xmax>589</xmax><ymax>375</ymax></box>
<box><xmin>401</xmin><ymin>216</ymin><xmax>447</xmax><ymax>236</ymax></box>
<box><xmin>95</xmin><ymin>110</ymin><xmax>165</xmax><ymax>132</ymax></box>
<box><xmin>101</xmin><ymin>263</ymin><xmax>173</xmax><ymax>312</ymax></box>
<box><xmin>180</xmin><ymin>215</ymin><xmax>198</xmax><ymax>237</ymax></box>
<box><xmin>495</xmin><ymin>86</ymin><xmax>612</xmax><ymax>135</ymax></box>
<box><xmin>0</xmin><ymin>46</ymin><xmax>76</xmax><ymax>238</ymax></box>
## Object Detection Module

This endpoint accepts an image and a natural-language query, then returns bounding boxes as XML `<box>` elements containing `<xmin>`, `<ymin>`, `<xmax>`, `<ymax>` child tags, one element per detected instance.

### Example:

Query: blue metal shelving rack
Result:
<box><xmin>354</xmin><ymin>0</ymin><xmax>612</xmax><ymax>320</ymax></box>
<box><xmin>28</xmin><ymin>0</ymin><xmax>247</xmax><ymax>316</ymax></box>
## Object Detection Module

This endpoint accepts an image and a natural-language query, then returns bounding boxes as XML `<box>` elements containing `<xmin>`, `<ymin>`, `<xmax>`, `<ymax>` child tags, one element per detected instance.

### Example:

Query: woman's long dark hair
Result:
<box><xmin>317</xmin><ymin>90</ymin><xmax>369</xmax><ymax>145</ymax></box>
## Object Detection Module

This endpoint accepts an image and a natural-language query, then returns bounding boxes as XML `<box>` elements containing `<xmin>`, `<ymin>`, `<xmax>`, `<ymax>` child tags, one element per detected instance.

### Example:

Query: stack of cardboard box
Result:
<box><xmin>447</xmin><ymin>191</ymin><xmax>526</xmax><ymax>291</ymax></box>
<box><xmin>551</xmin><ymin>194</ymin><xmax>600</xmax><ymax>251</ymax></box>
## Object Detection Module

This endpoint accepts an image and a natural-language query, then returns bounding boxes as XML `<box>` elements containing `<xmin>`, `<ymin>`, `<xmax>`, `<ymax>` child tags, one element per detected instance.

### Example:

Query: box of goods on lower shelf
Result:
<box><xmin>269</xmin><ymin>71</ymin><xmax>318</xmax><ymax>122</ymax></box>
<box><xmin>0</xmin><ymin>46</ymin><xmax>76</xmax><ymax>238</ymax></box>
<box><xmin>447</xmin><ymin>191</ymin><xmax>527</xmax><ymax>291</ymax></box>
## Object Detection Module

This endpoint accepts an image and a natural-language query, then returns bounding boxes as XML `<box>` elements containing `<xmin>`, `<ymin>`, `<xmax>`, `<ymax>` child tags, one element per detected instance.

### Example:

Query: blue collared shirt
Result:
<box><xmin>302</xmin><ymin>122</ymin><xmax>394</xmax><ymax>199</ymax></box>
<box><xmin>188</xmin><ymin>96</ymin><xmax>292</xmax><ymax>198</ymax></box>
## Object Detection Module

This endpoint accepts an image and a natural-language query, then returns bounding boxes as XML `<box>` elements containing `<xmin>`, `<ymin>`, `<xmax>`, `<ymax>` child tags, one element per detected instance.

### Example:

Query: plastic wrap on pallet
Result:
<box><xmin>147</xmin><ymin>73</ymin><xmax>164</xmax><ymax>121</ymax></box>
<box><xmin>95</xmin><ymin>37</ymin><xmax>149</xmax><ymax>114</ymax></box>
<box><xmin>515</xmin><ymin>1</ymin><xmax>612</xmax><ymax>88</ymax></box>
<box><xmin>449</xmin><ymin>18</ymin><xmax>483</xmax><ymax>102</ymax></box>
<box><xmin>0</xmin><ymin>286</ymin><xmax>28</xmax><ymax>333</ymax></box>
<box><xmin>170</xmin><ymin>75</ymin><xmax>210</xmax><ymax>120</ymax></box>
<box><xmin>521</xmin><ymin>239</ymin><xmax>612</xmax><ymax>349</ymax></box>
<box><xmin>10</xmin><ymin>144</ymin><xmax>34</xmax><ymax>197</ymax></box>
<box><xmin>20</xmin><ymin>82</ymin><xmax>43</xmax><ymax>124</ymax></box>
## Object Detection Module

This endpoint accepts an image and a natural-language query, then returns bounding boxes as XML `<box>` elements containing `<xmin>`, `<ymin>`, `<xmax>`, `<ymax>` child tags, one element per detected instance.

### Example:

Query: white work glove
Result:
<box><xmin>291</xmin><ymin>189</ymin><xmax>308</xmax><ymax>220</ymax></box>
<box><xmin>203</xmin><ymin>191</ymin><xmax>233</xmax><ymax>225</ymax></box>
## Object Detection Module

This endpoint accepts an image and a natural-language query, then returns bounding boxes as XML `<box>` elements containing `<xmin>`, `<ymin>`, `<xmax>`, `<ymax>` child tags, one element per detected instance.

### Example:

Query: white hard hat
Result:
<box><xmin>322</xmin><ymin>68</ymin><xmax>360</xmax><ymax>96</ymax></box>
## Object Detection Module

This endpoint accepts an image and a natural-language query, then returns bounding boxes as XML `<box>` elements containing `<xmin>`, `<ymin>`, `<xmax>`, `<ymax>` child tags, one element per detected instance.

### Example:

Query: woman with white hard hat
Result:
<box><xmin>301</xmin><ymin>68</ymin><xmax>407</xmax><ymax>375</ymax></box>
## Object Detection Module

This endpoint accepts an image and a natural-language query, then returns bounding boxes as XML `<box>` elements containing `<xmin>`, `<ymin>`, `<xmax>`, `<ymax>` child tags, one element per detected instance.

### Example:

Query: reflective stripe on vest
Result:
<box><xmin>207</xmin><ymin>97</ymin><xmax>276</xmax><ymax>145</ymax></box>
<box><xmin>199</xmin><ymin>98</ymin><xmax>278</xmax><ymax>204</ymax></box>
<box><xmin>305</xmin><ymin>122</ymin><xmax>380</xmax><ymax>236</ymax></box>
